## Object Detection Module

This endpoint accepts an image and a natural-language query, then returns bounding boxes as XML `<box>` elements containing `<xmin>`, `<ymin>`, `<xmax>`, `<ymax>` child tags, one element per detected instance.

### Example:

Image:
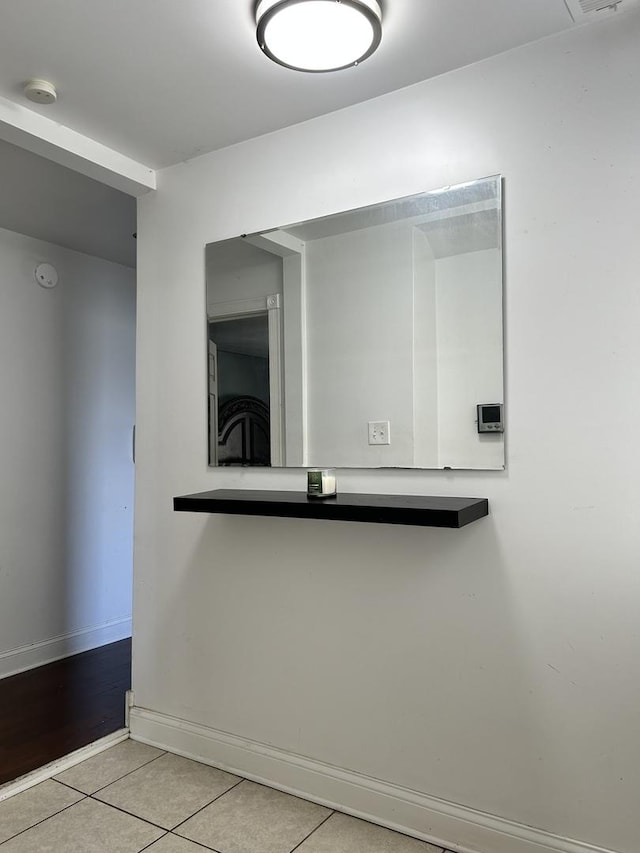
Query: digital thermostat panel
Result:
<box><xmin>477</xmin><ymin>403</ymin><xmax>504</xmax><ymax>433</ymax></box>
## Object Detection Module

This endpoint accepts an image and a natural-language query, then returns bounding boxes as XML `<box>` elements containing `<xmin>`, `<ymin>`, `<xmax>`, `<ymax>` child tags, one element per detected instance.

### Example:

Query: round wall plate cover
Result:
<box><xmin>35</xmin><ymin>263</ymin><xmax>59</xmax><ymax>288</ymax></box>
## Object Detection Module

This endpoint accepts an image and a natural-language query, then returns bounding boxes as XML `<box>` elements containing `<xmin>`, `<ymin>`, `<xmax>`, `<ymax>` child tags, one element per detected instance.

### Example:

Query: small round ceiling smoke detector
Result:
<box><xmin>24</xmin><ymin>79</ymin><xmax>57</xmax><ymax>105</ymax></box>
<box><xmin>34</xmin><ymin>263</ymin><xmax>59</xmax><ymax>289</ymax></box>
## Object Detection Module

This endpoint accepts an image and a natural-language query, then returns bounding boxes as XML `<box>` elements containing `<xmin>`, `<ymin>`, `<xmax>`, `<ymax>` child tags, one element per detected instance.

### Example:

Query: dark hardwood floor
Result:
<box><xmin>0</xmin><ymin>638</ymin><xmax>131</xmax><ymax>786</ymax></box>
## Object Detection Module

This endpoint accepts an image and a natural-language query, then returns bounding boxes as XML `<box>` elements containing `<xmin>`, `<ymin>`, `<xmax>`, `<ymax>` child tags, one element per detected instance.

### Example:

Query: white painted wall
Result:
<box><xmin>0</xmin><ymin>227</ymin><xmax>135</xmax><ymax>677</ymax></box>
<box><xmin>132</xmin><ymin>11</ymin><xmax>640</xmax><ymax>853</ymax></box>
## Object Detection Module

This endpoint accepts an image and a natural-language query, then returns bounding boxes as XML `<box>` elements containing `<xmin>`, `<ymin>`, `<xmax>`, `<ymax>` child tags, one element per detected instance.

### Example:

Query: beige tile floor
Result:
<box><xmin>0</xmin><ymin>740</ymin><xmax>458</xmax><ymax>853</ymax></box>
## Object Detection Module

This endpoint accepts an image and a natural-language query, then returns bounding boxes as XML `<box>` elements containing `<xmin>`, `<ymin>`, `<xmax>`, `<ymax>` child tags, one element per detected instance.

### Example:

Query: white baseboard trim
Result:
<box><xmin>130</xmin><ymin>707</ymin><xmax>616</xmax><ymax>853</ymax></box>
<box><xmin>0</xmin><ymin>617</ymin><xmax>132</xmax><ymax>679</ymax></box>
<box><xmin>0</xmin><ymin>728</ymin><xmax>129</xmax><ymax>802</ymax></box>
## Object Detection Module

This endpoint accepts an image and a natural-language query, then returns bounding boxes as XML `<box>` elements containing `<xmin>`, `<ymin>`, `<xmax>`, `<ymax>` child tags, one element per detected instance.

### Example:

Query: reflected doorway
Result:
<box><xmin>208</xmin><ymin>314</ymin><xmax>272</xmax><ymax>466</ymax></box>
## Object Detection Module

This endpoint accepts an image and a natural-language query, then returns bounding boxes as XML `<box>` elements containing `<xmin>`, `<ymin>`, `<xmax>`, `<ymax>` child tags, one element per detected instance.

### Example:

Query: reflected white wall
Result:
<box><xmin>436</xmin><ymin>248</ymin><xmax>503</xmax><ymax>468</ymax></box>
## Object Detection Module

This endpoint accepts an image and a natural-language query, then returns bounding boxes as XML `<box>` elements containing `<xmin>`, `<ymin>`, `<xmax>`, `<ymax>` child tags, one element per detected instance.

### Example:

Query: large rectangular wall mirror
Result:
<box><xmin>206</xmin><ymin>175</ymin><xmax>504</xmax><ymax>470</ymax></box>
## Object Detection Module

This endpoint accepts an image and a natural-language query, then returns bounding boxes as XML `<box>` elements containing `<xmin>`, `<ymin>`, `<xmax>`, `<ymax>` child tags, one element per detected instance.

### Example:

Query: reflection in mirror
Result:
<box><xmin>206</xmin><ymin>175</ymin><xmax>504</xmax><ymax>470</ymax></box>
<box><xmin>208</xmin><ymin>315</ymin><xmax>270</xmax><ymax>466</ymax></box>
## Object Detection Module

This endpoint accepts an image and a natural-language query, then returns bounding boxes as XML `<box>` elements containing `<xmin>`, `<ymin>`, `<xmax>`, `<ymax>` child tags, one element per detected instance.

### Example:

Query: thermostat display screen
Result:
<box><xmin>483</xmin><ymin>406</ymin><xmax>501</xmax><ymax>422</ymax></box>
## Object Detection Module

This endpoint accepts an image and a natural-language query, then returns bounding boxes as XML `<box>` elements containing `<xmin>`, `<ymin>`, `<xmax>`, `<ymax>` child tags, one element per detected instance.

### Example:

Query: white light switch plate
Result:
<box><xmin>368</xmin><ymin>421</ymin><xmax>390</xmax><ymax>445</ymax></box>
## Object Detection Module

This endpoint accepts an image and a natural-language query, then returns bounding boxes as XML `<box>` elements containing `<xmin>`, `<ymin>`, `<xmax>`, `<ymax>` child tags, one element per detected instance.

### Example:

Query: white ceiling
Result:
<box><xmin>0</xmin><ymin>0</ymin><xmax>626</xmax><ymax>265</ymax></box>
<box><xmin>0</xmin><ymin>137</ymin><xmax>136</xmax><ymax>267</ymax></box>
<box><xmin>0</xmin><ymin>0</ymin><xmax>582</xmax><ymax>170</ymax></box>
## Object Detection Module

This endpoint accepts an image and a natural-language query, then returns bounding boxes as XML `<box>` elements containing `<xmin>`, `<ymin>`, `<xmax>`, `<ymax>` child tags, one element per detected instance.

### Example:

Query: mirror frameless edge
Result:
<box><xmin>206</xmin><ymin>175</ymin><xmax>504</xmax><ymax>471</ymax></box>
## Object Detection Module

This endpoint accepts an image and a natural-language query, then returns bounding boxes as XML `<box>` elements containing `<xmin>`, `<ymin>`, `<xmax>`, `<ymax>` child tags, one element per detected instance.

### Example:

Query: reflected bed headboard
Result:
<box><xmin>217</xmin><ymin>396</ymin><xmax>270</xmax><ymax>466</ymax></box>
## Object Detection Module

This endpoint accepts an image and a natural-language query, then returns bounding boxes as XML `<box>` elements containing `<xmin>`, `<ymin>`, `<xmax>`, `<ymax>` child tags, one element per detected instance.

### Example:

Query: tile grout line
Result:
<box><xmin>0</xmin><ymin>792</ymin><xmax>88</xmax><ymax>846</ymax></box>
<box><xmin>3</xmin><ymin>749</ymin><xmax>460</xmax><ymax>853</ymax></box>
<box><xmin>168</xmin><ymin>831</ymin><xmax>225</xmax><ymax>853</ymax></box>
<box><xmin>309</xmin><ymin>807</ymin><xmax>448</xmax><ymax>853</ymax></box>
<box><xmin>287</xmin><ymin>809</ymin><xmax>336</xmax><ymax>853</ymax></box>
<box><xmin>0</xmin><ymin>789</ymin><xmax>457</xmax><ymax>853</ymax></box>
<box><xmin>86</xmin><ymin>775</ymin><xmax>246</xmax><ymax>836</ymax></box>
<box><xmin>170</xmin><ymin>777</ymin><xmax>246</xmax><ymax>833</ymax></box>
<box><xmin>0</xmin><ymin>742</ymin><xmax>166</xmax><ymax>844</ymax></box>
<box><xmin>137</xmin><ymin>829</ymin><xmax>171</xmax><ymax>852</ymax></box>
<box><xmin>55</xmin><ymin>779</ymin><xmax>91</xmax><ymax>794</ymax></box>
<box><xmin>86</xmin><ymin>794</ymin><xmax>173</xmax><ymax>833</ymax></box>
<box><xmin>81</xmin><ymin>750</ymin><xmax>168</xmax><ymax>796</ymax></box>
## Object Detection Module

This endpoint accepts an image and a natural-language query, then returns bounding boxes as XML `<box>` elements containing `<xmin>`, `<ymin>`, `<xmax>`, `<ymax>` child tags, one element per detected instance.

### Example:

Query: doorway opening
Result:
<box><xmin>0</xmin><ymin>138</ymin><xmax>136</xmax><ymax>784</ymax></box>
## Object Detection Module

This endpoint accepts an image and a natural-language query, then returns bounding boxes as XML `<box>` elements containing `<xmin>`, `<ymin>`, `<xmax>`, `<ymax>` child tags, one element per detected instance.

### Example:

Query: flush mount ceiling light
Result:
<box><xmin>256</xmin><ymin>0</ymin><xmax>382</xmax><ymax>72</ymax></box>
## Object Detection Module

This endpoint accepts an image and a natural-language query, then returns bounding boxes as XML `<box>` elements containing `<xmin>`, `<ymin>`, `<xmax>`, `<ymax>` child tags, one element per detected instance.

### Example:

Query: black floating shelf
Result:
<box><xmin>173</xmin><ymin>489</ymin><xmax>488</xmax><ymax>529</ymax></box>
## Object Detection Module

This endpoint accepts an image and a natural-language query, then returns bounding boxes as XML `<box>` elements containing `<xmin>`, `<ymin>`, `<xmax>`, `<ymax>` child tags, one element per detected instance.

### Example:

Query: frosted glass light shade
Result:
<box><xmin>256</xmin><ymin>0</ymin><xmax>382</xmax><ymax>72</ymax></box>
